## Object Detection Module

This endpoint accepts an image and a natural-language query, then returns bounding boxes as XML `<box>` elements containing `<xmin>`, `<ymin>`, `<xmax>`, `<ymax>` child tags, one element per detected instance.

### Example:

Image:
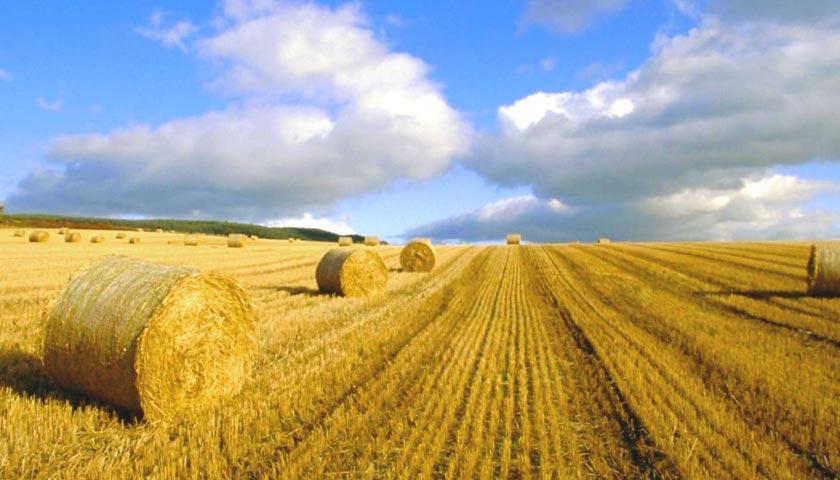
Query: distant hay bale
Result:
<box><xmin>167</xmin><ymin>240</ymin><xmax>180</xmax><ymax>245</ymax></box>
<box><xmin>155</xmin><ymin>229</ymin><xmax>164</xmax><ymax>233</ymax></box>
<box><xmin>287</xmin><ymin>237</ymin><xmax>295</xmax><ymax>243</ymax></box>
<box><xmin>249</xmin><ymin>235</ymin><xmax>259</xmax><ymax>241</ymax></box>
<box><xmin>316</xmin><ymin>249</ymin><xmax>388</xmax><ymax>297</ymax></box>
<box><xmin>116</xmin><ymin>232</ymin><xmax>126</xmax><ymax>239</ymax></box>
<box><xmin>65</xmin><ymin>232</ymin><xmax>82</xmax><ymax>243</ymax></box>
<box><xmin>400</xmin><ymin>239</ymin><xmax>436</xmax><ymax>272</ymax></box>
<box><xmin>58</xmin><ymin>227</ymin><xmax>68</xmax><ymax>235</ymax></box>
<box><xmin>136</xmin><ymin>228</ymin><xmax>144</xmax><ymax>232</ymax></box>
<box><xmin>506</xmin><ymin>234</ymin><xmax>522</xmax><ymax>245</ymax></box>
<box><xmin>42</xmin><ymin>256</ymin><xmax>256</xmax><ymax>420</ymax></box>
<box><xmin>364</xmin><ymin>236</ymin><xmax>380</xmax><ymax>247</ymax></box>
<box><xmin>338</xmin><ymin>236</ymin><xmax>353</xmax><ymax>246</ymax></box>
<box><xmin>184</xmin><ymin>235</ymin><xmax>199</xmax><ymax>246</ymax></box>
<box><xmin>90</xmin><ymin>236</ymin><xmax>105</xmax><ymax>244</ymax></box>
<box><xmin>228</xmin><ymin>234</ymin><xmax>246</xmax><ymax>248</ymax></box>
<box><xmin>806</xmin><ymin>245</ymin><xmax>840</xmax><ymax>296</ymax></box>
<box><xmin>29</xmin><ymin>230</ymin><xmax>50</xmax><ymax>243</ymax></box>
<box><xmin>13</xmin><ymin>230</ymin><xmax>25</xmax><ymax>237</ymax></box>
<box><xmin>598</xmin><ymin>238</ymin><xmax>611</xmax><ymax>245</ymax></box>
<box><xmin>129</xmin><ymin>237</ymin><xmax>140</xmax><ymax>244</ymax></box>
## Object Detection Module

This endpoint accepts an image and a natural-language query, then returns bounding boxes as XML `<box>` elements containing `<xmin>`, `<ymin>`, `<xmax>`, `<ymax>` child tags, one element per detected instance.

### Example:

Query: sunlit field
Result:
<box><xmin>0</xmin><ymin>228</ymin><xmax>837</xmax><ymax>478</ymax></box>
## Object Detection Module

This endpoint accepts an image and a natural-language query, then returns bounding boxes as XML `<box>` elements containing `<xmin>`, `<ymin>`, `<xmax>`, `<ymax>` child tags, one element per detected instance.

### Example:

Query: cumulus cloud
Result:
<box><xmin>704</xmin><ymin>0</ymin><xmax>840</xmax><ymax>23</ymax></box>
<box><xmin>409</xmin><ymin>175</ymin><xmax>840</xmax><ymax>242</ymax></box>
<box><xmin>265</xmin><ymin>212</ymin><xmax>355</xmax><ymax>234</ymax></box>
<box><xmin>468</xmin><ymin>18</ymin><xmax>840</xmax><ymax>208</ymax></box>
<box><xmin>10</xmin><ymin>0</ymin><xmax>469</xmax><ymax>220</ymax></box>
<box><xmin>135</xmin><ymin>10</ymin><xmax>197</xmax><ymax>51</ymax></box>
<box><xmin>521</xmin><ymin>0</ymin><xmax>633</xmax><ymax>33</ymax></box>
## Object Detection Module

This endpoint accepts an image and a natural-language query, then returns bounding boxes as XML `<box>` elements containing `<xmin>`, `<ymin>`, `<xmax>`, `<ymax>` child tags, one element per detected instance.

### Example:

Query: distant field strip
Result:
<box><xmin>0</xmin><ymin>230</ymin><xmax>837</xmax><ymax>479</ymax></box>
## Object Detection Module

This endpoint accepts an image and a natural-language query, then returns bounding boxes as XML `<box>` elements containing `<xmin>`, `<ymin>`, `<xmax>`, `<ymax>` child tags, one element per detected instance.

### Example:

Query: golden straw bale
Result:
<box><xmin>167</xmin><ymin>240</ymin><xmax>179</xmax><ymax>245</ymax></box>
<box><xmin>116</xmin><ymin>232</ymin><xmax>127</xmax><ymax>239</ymax></box>
<box><xmin>506</xmin><ymin>233</ymin><xmax>522</xmax><ymax>245</ymax></box>
<box><xmin>13</xmin><ymin>229</ymin><xmax>26</xmax><ymax>237</ymax></box>
<box><xmin>65</xmin><ymin>232</ymin><xmax>82</xmax><ymax>243</ymax></box>
<box><xmin>249</xmin><ymin>235</ymin><xmax>259</xmax><ymax>241</ymax></box>
<box><xmin>42</xmin><ymin>256</ymin><xmax>256</xmax><ymax>420</ymax></box>
<box><xmin>598</xmin><ymin>238</ymin><xmax>611</xmax><ymax>245</ymax></box>
<box><xmin>58</xmin><ymin>227</ymin><xmax>68</xmax><ymax>235</ymax></box>
<box><xmin>90</xmin><ymin>236</ymin><xmax>105</xmax><ymax>244</ymax></box>
<box><xmin>29</xmin><ymin>230</ymin><xmax>50</xmax><ymax>243</ymax></box>
<box><xmin>364</xmin><ymin>236</ymin><xmax>380</xmax><ymax>246</ymax></box>
<box><xmin>400</xmin><ymin>239</ymin><xmax>436</xmax><ymax>272</ymax></box>
<box><xmin>155</xmin><ymin>229</ymin><xmax>164</xmax><ymax>233</ymax></box>
<box><xmin>136</xmin><ymin>228</ymin><xmax>144</xmax><ymax>232</ymax></box>
<box><xmin>807</xmin><ymin>244</ymin><xmax>840</xmax><ymax>296</ymax></box>
<box><xmin>287</xmin><ymin>237</ymin><xmax>295</xmax><ymax>243</ymax></box>
<box><xmin>316</xmin><ymin>249</ymin><xmax>388</xmax><ymax>297</ymax></box>
<box><xmin>184</xmin><ymin>235</ymin><xmax>199</xmax><ymax>246</ymax></box>
<box><xmin>338</xmin><ymin>236</ymin><xmax>353</xmax><ymax>246</ymax></box>
<box><xmin>129</xmin><ymin>237</ymin><xmax>140</xmax><ymax>244</ymax></box>
<box><xmin>227</xmin><ymin>234</ymin><xmax>246</xmax><ymax>248</ymax></box>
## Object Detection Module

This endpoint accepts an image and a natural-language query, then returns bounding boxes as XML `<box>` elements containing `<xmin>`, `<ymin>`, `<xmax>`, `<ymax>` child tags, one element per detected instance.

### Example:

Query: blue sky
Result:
<box><xmin>1</xmin><ymin>0</ymin><xmax>838</xmax><ymax>242</ymax></box>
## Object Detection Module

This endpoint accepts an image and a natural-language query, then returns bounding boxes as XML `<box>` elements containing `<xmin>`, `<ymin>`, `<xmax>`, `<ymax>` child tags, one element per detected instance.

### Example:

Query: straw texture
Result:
<box><xmin>506</xmin><ymin>234</ymin><xmax>522</xmax><ymax>245</ymax></box>
<box><xmin>598</xmin><ymin>238</ymin><xmax>611</xmax><ymax>245</ymax></box>
<box><xmin>65</xmin><ymin>232</ymin><xmax>82</xmax><ymax>243</ymax></box>
<box><xmin>400</xmin><ymin>239</ymin><xmax>436</xmax><ymax>272</ymax></box>
<box><xmin>184</xmin><ymin>235</ymin><xmax>199</xmax><ymax>246</ymax></box>
<box><xmin>228</xmin><ymin>234</ymin><xmax>246</xmax><ymax>248</ymax></box>
<box><xmin>364</xmin><ymin>236</ymin><xmax>380</xmax><ymax>246</ymax></box>
<box><xmin>29</xmin><ymin>231</ymin><xmax>50</xmax><ymax>243</ymax></box>
<box><xmin>90</xmin><ymin>236</ymin><xmax>105</xmax><ymax>244</ymax></box>
<box><xmin>42</xmin><ymin>256</ymin><xmax>256</xmax><ymax>420</ymax></box>
<box><xmin>807</xmin><ymin>245</ymin><xmax>840</xmax><ymax>296</ymax></box>
<box><xmin>316</xmin><ymin>249</ymin><xmax>388</xmax><ymax>297</ymax></box>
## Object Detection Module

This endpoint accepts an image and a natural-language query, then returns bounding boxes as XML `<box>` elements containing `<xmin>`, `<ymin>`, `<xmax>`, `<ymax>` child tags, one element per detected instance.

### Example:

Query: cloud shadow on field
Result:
<box><xmin>0</xmin><ymin>346</ymin><xmax>137</xmax><ymax>424</ymax></box>
<box><xmin>274</xmin><ymin>286</ymin><xmax>322</xmax><ymax>297</ymax></box>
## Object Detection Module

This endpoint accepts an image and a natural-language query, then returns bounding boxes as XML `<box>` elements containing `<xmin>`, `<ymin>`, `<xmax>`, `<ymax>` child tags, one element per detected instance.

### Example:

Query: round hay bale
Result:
<box><xmin>136</xmin><ymin>228</ymin><xmax>144</xmax><ymax>232</ymax></box>
<box><xmin>65</xmin><ymin>232</ymin><xmax>82</xmax><ymax>243</ymax></box>
<box><xmin>167</xmin><ymin>239</ymin><xmax>180</xmax><ymax>245</ymax></box>
<box><xmin>29</xmin><ymin>230</ymin><xmax>50</xmax><ymax>243</ymax></box>
<box><xmin>506</xmin><ymin>233</ymin><xmax>522</xmax><ymax>245</ymax></box>
<box><xmin>116</xmin><ymin>232</ymin><xmax>127</xmax><ymax>240</ymax></box>
<box><xmin>364</xmin><ymin>236</ymin><xmax>380</xmax><ymax>247</ymax></box>
<box><xmin>338</xmin><ymin>236</ymin><xmax>353</xmax><ymax>246</ymax></box>
<box><xmin>58</xmin><ymin>227</ymin><xmax>68</xmax><ymax>235</ymax></box>
<box><xmin>155</xmin><ymin>229</ymin><xmax>164</xmax><ymax>233</ymax></box>
<box><xmin>287</xmin><ymin>237</ymin><xmax>295</xmax><ymax>243</ymax></box>
<box><xmin>184</xmin><ymin>235</ymin><xmax>199</xmax><ymax>246</ymax></box>
<box><xmin>400</xmin><ymin>239</ymin><xmax>436</xmax><ymax>272</ymax></box>
<box><xmin>316</xmin><ymin>249</ymin><xmax>388</xmax><ymax>297</ymax></box>
<box><xmin>90</xmin><ymin>236</ymin><xmax>105</xmax><ymax>244</ymax></box>
<box><xmin>129</xmin><ymin>237</ymin><xmax>140</xmax><ymax>244</ymax></box>
<box><xmin>227</xmin><ymin>234</ymin><xmax>246</xmax><ymax>248</ymax></box>
<box><xmin>42</xmin><ymin>256</ymin><xmax>256</xmax><ymax>420</ymax></box>
<box><xmin>13</xmin><ymin>229</ymin><xmax>26</xmax><ymax>237</ymax></box>
<box><xmin>249</xmin><ymin>235</ymin><xmax>259</xmax><ymax>241</ymax></box>
<box><xmin>807</xmin><ymin>244</ymin><xmax>840</xmax><ymax>296</ymax></box>
<box><xmin>597</xmin><ymin>238</ymin><xmax>611</xmax><ymax>245</ymax></box>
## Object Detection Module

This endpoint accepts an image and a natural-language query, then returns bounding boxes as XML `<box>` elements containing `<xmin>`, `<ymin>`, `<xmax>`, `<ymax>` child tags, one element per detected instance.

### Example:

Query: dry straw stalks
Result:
<box><xmin>42</xmin><ymin>256</ymin><xmax>256</xmax><ymax>420</ymax></box>
<box><xmin>400</xmin><ymin>239</ymin><xmax>436</xmax><ymax>272</ymax></box>
<box><xmin>316</xmin><ymin>248</ymin><xmax>388</xmax><ymax>297</ymax></box>
<box><xmin>807</xmin><ymin>244</ymin><xmax>840</xmax><ymax>296</ymax></box>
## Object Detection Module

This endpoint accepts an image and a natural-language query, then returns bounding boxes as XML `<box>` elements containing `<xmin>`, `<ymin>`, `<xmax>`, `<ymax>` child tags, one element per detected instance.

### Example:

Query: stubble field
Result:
<box><xmin>0</xmin><ymin>228</ymin><xmax>837</xmax><ymax>479</ymax></box>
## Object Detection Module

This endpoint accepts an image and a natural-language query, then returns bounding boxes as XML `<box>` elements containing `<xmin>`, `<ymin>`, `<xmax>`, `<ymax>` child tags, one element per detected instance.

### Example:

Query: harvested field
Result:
<box><xmin>0</xmin><ymin>230</ymin><xmax>837</xmax><ymax>479</ymax></box>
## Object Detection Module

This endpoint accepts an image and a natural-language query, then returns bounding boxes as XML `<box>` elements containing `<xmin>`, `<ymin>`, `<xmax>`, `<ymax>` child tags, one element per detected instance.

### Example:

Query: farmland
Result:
<box><xmin>0</xmin><ymin>228</ymin><xmax>837</xmax><ymax>479</ymax></box>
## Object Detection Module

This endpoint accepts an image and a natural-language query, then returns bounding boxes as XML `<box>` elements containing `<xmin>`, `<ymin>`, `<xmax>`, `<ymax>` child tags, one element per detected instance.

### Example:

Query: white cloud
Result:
<box><xmin>36</xmin><ymin>98</ymin><xmax>63</xmax><ymax>112</ymax></box>
<box><xmin>11</xmin><ymin>1</ymin><xmax>469</xmax><ymax>220</ymax></box>
<box><xmin>265</xmin><ymin>212</ymin><xmax>355</xmax><ymax>234</ymax></box>
<box><xmin>135</xmin><ymin>10</ymin><xmax>198</xmax><ymax>52</ymax></box>
<box><xmin>410</xmin><ymin>175</ymin><xmax>839</xmax><ymax>242</ymax></box>
<box><xmin>0</xmin><ymin>69</ymin><xmax>10</xmax><ymax>82</ymax></box>
<box><xmin>522</xmin><ymin>0</ymin><xmax>633</xmax><ymax>33</ymax></box>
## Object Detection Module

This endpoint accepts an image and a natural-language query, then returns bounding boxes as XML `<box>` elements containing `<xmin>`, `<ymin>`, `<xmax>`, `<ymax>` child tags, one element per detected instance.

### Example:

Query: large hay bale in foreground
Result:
<box><xmin>65</xmin><ymin>232</ymin><xmax>82</xmax><ymax>243</ymax></box>
<box><xmin>116</xmin><ymin>232</ymin><xmax>127</xmax><ymax>240</ymax></box>
<box><xmin>227</xmin><ymin>234</ymin><xmax>246</xmax><ymax>248</ymax></box>
<box><xmin>506</xmin><ymin>234</ymin><xmax>522</xmax><ymax>245</ymax></box>
<box><xmin>29</xmin><ymin>231</ymin><xmax>50</xmax><ymax>243</ymax></box>
<box><xmin>338</xmin><ymin>236</ymin><xmax>353</xmax><ymax>246</ymax></box>
<box><xmin>184</xmin><ymin>235</ymin><xmax>199</xmax><ymax>246</ymax></box>
<box><xmin>316</xmin><ymin>249</ymin><xmax>388</xmax><ymax>297</ymax></box>
<box><xmin>598</xmin><ymin>238</ymin><xmax>611</xmax><ymax>245</ymax></box>
<box><xmin>13</xmin><ymin>230</ymin><xmax>25</xmax><ymax>237</ymax></box>
<box><xmin>807</xmin><ymin>245</ymin><xmax>840</xmax><ymax>296</ymax></box>
<box><xmin>90</xmin><ymin>236</ymin><xmax>105</xmax><ymax>244</ymax></box>
<box><xmin>364</xmin><ymin>236</ymin><xmax>380</xmax><ymax>247</ymax></box>
<box><xmin>400</xmin><ymin>239</ymin><xmax>436</xmax><ymax>272</ymax></box>
<box><xmin>129</xmin><ymin>237</ymin><xmax>140</xmax><ymax>244</ymax></box>
<box><xmin>42</xmin><ymin>256</ymin><xmax>256</xmax><ymax>420</ymax></box>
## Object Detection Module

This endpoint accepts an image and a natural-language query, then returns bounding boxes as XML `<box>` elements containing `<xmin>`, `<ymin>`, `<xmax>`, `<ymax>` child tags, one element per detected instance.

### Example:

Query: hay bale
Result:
<box><xmin>597</xmin><ymin>238</ymin><xmax>611</xmax><ymax>245</ymax></box>
<box><xmin>316</xmin><ymin>249</ymin><xmax>388</xmax><ymax>297</ymax></box>
<box><xmin>338</xmin><ymin>236</ymin><xmax>353</xmax><ymax>246</ymax></box>
<box><xmin>58</xmin><ymin>227</ymin><xmax>68</xmax><ymax>235</ymax></box>
<box><xmin>42</xmin><ymin>256</ymin><xmax>256</xmax><ymax>420</ymax></box>
<box><xmin>90</xmin><ymin>236</ymin><xmax>105</xmax><ymax>244</ymax></box>
<box><xmin>506</xmin><ymin>234</ymin><xmax>522</xmax><ymax>245</ymax></box>
<box><xmin>129</xmin><ymin>237</ymin><xmax>140</xmax><ymax>244</ymax></box>
<box><xmin>167</xmin><ymin>240</ymin><xmax>180</xmax><ymax>245</ymax></box>
<box><xmin>155</xmin><ymin>229</ymin><xmax>164</xmax><ymax>233</ymax></box>
<box><xmin>249</xmin><ymin>235</ymin><xmax>259</xmax><ymax>241</ymax></box>
<box><xmin>287</xmin><ymin>237</ymin><xmax>295</xmax><ymax>243</ymax></box>
<box><xmin>29</xmin><ymin>230</ymin><xmax>50</xmax><ymax>243</ymax></box>
<box><xmin>184</xmin><ymin>235</ymin><xmax>199</xmax><ymax>246</ymax></box>
<box><xmin>136</xmin><ymin>228</ymin><xmax>144</xmax><ymax>232</ymax></box>
<box><xmin>228</xmin><ymin>234</ymin><xmax>246</xmax><ymax>248</ymax></box>
<box><xmin>807</xmin><ymin>245</ymin><xmax>840</xmax><ymax>296</ymax></box>
<box><xmin>116</xmin><ymin>232</ymin><xmax>127</xmax><ymax>240</ymax></box>
<box><xmin>400</xmin><ymin>239</ymin><xmax>436</xmax><ymax>272</ymax></box>
<box><xmin>364</xmin><ymin>236</ymin><xmax>380</xmax><ymax>247</ymax></box>
<box><xmin>65</xmin><ymin>232</ymin><xmax>82</xmax><ymax>243</ymax></box>
<box><xmin>13</xmin><ymin>229</ymin><xmax>25</xmax><ymax>237</ymax></box>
